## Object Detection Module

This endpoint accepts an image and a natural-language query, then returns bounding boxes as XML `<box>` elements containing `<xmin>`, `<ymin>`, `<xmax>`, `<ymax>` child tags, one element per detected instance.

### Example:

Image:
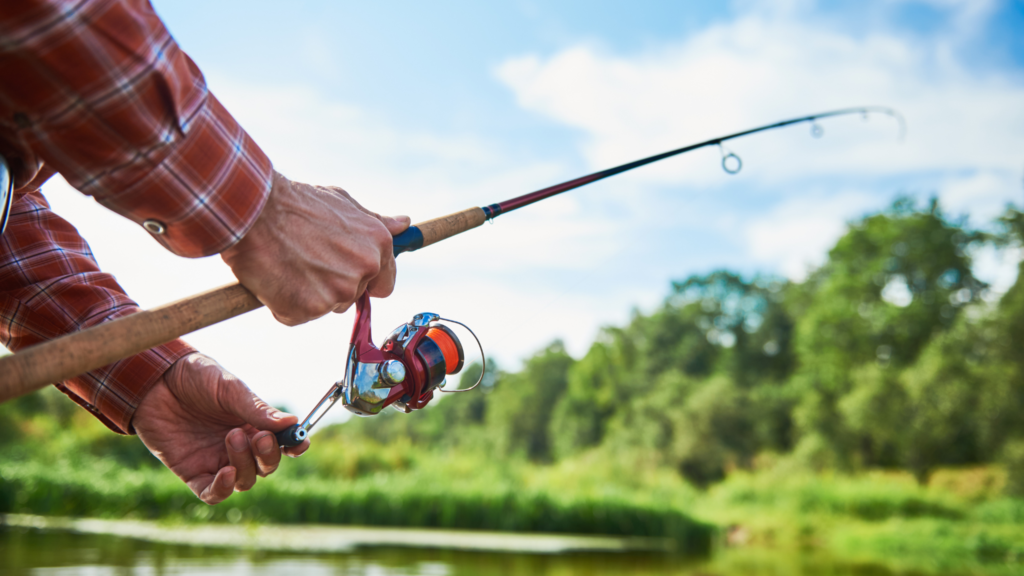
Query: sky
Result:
<box><xmin>33</xmin><ymin>0</ymin><xmax>1024</xmax><ymax>423</ymax></box>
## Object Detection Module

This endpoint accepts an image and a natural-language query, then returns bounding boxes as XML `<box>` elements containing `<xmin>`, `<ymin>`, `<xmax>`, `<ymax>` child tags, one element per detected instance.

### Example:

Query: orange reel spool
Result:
<box><xmin>425</xmin><ymin>325</ymin><xmax>464</xmax><ymax>374</ymax></box>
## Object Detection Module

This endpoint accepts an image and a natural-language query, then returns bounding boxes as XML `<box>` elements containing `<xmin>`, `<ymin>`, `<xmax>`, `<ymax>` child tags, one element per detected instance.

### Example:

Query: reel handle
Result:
<box><xmin>275</xmin><ymin>424</ymin><xmax>307</xmax><ymax>448</ymax></box>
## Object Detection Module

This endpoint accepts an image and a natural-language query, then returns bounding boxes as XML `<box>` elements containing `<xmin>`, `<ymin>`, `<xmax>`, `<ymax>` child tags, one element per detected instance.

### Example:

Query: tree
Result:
<box><xmin>792</xmin><ymin>198</ymin><xmax>984</xmax><ymax>468</ymax></box>
<box><xmin>486</xmin><ymin>341</ymin><xmax>574</xmax><ymax>462</ymax></box>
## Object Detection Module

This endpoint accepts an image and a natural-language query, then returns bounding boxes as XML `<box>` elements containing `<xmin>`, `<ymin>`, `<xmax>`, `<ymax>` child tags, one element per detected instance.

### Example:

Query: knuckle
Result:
<box><xmin>282</xmin><ymin>297</ymin><xmax>332</xmax><ymax>323</ymax></box>
<box><xmin>371</xmin><ymin>225</ymin><xmax>392</xmax><ymax>249</ymax></box>
<box><xmin>374</xmin><ymin>281</ymin><xmax>395</xmax><ymax>298</ymax></box>
<box><xmin>270</xmin><ymin>306</ymin><xmax>304</xmax><ymax>326</ymax></box>
<box><xmin>364</xmin><ymin>255</ymin><xmax>382</xmax><ymax>277</ymax></box>
<box><xmin>332</xmin><ymin>282</ymin><xmax>358</xmax><ymax>306</ymax></box>
<box><xmin>353</xmin><ymin>251</ymin><xmax>381</xmax><ymax>278</ymax></box>
<box><xmin>301</xmin><ymin>301</ymin><xmax>331</xmax><ymax>320</ymax></box>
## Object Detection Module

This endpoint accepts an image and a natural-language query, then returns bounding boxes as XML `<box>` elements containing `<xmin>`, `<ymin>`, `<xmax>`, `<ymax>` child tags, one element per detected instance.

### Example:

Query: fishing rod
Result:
<box><xmin>0</xmin><ymin>106</ymin><xmax>904</xmax><ymax>445</ymax></box>
<box><xmin>388</xmin><ymin>105</ymin><xmax>904</xmax><ymax>256</ymax></box>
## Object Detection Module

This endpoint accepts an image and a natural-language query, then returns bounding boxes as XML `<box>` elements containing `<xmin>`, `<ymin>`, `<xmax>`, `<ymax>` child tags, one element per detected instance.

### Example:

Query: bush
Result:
<box><xmin>1002</xmin><ymin>439</ymin><xmax>1024</xmax><ymax>497</ymax></box>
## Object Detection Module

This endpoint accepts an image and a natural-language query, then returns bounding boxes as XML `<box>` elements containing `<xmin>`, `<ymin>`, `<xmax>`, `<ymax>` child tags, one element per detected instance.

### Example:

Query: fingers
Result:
<box><xmin>222</xmin><ymin>173</ymin><xmax>403</xmax><ymax>326</ymax></box>
<box><xmin>227</xmin><ymin>428</ymin><xmax>258</xmax><ymax>491</ymax></box>
<box><xmin>251</xmin><ymin>430</ymin><xmax>282</xmax><ymax>476</ymax></box>
<box><xmin>284</xmin><ymin>438</ymin><xmax>310</xmax><ymax>458</ymax></box>
<box><xmin>225</xmin><ymin>382</ymin><xmax>298</xmax><ymax>433</ymax></box>
<box><xmin>219</xmin><ymin>380</ymin><xmax>299</xmax><ymax>481</ymax></box>
<box><xmin>365</xmin><ymin>245</ymin><xmax>397</xmax><ymax>298</ymax></box>
<box><xmin>193</xmin><ymin>466</ymin><xmax>237</xmax><ymax>505</ymax></box>
<box><xmin>381</xmin><ymin>214</ymin><xmax>411</xmax><ymax>235</ymax></box>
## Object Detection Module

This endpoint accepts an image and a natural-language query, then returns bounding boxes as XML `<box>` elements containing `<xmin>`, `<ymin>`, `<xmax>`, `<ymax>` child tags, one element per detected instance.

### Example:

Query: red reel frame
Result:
<box><xmin>275</xmin><ymin>293</ymin><xmax>483</xmax><ymax>447</ymax></box>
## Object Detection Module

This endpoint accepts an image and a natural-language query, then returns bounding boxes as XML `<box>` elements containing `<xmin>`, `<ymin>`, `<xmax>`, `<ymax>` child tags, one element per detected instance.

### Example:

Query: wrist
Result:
<box><xmin>220</xmin><ymin>171</ymin><xmax>287</xmax><ymax>263</ymax></box>
<box><xmin>129</xmin><ymin>348</ymin><xmax>201</xmax><ymax>434</ymax></box>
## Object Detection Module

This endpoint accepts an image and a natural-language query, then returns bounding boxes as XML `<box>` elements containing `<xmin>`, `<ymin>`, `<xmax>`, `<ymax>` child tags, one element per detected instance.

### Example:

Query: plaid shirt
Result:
<box><xmin>0</xmin><ymin>0</ymin><xmax>274</xmax><ymax>433</ymax></box>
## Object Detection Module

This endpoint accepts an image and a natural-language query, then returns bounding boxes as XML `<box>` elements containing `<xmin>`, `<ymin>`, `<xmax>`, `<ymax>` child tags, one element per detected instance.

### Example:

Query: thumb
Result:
<box><xmin>223</xmin><ymin>380</ymin><xmax>298</xmax><ymax>432</ymax></box>
<box><xmin>379</xmin><ymin>214</ymin><xmax>411</xmax><ymax>236</ymax></box>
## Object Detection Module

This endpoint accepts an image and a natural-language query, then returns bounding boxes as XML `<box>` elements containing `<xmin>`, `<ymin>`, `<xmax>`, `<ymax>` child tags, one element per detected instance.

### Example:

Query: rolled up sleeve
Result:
<box><xmin>0</xmin><ymin>0</ymin><xmax>272</xmax><ymax>257</ymax></box>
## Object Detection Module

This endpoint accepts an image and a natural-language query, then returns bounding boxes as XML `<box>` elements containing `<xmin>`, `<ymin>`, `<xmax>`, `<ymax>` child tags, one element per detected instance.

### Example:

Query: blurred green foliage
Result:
<box><xmin>351</xmin><ymin>197</ymin><xmax>1024</xmax><ymax>488</ymax></box>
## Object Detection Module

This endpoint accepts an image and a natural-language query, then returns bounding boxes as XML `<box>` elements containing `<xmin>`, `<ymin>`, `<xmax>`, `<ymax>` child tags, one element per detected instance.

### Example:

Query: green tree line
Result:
<box><xmin>345</xmin><ymin>198</ymin><xmax>1024</xmax><ymax>491</ymax></box>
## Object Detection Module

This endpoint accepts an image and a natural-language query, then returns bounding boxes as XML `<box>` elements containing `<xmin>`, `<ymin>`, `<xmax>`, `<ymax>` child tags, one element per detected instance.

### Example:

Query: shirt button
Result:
<box><xmin>143</xmin><ymin>219</ymin><xmax>167</xmax><ymax>235</ymax></box>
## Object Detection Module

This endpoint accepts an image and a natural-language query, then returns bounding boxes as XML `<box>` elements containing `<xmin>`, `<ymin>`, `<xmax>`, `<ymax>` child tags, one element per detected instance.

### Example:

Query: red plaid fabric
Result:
<box><xmin>1</xmin><ymin>192</ymin><xmax>197</xmax><ymax>433</ymax></box>
<box><xmin>0</xmin><ymin>0</ymin><xmax>274</xmax><ymax>432</ymax></box>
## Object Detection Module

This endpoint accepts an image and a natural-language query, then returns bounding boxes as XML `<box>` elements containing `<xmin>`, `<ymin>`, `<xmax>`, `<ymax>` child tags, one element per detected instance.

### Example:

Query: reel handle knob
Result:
<box><xmin>275</xmin><ymin>424</ymin><xmax>307</xmax><ymax>448</ymax></box>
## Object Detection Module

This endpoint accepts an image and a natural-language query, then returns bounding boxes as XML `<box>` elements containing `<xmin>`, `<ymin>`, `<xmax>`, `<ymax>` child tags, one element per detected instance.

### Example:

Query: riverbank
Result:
<box><xmin>0</xmin><ymin>525</ymin><xmax>923</xmax><ymax>576</ymax></box>
<box><xmin>0</xmin><ymin>513</ymin><xmax>674</xmax><ymax>554</ymax></box>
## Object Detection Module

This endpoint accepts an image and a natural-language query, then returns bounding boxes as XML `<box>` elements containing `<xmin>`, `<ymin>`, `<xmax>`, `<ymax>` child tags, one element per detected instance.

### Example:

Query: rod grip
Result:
<box><xmin>0</xmin><ymin>283</ymin><xmax>262</xmax><ymax>404</ymax></box>
<box><xmin>415</xmin><ymin>207</ymin><xmax>487</xmax><ymax>248</ymax></box>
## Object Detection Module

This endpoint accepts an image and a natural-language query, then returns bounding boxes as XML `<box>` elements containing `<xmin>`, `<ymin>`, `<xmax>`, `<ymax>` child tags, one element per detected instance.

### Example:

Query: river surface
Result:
<box><xmin>0</xmin><ymin>526</ymin><xmax>902</xmax><ymax>576</ymax></box>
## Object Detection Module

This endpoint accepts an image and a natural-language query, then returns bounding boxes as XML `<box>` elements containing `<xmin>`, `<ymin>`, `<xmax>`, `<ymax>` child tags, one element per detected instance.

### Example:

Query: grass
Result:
<box><xmin>685</xmin><ymin>467</ymin><xmax>1024</xmax><ymax>575</ymax></box>
<box><xmin>830</xmin><ymin>519</ymin><xmax>1024</xmax><ymax>575</ymax></box>
<box><xmin>0</xmin><ymin>452</ymin><xmax>712</xmax><ymax>555</ymax></box>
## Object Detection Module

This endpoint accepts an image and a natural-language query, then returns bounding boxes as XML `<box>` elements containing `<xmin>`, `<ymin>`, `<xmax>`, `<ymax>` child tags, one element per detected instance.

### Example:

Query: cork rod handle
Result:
<box><xmin>0</xmin><ymin>283</ymin><xmax>263</xmax><ymax>403</ymax></box>
<box><xmin>415</xmin><ymin>207</ymin><xmax>487</xmax><ymax>248</ymax></box>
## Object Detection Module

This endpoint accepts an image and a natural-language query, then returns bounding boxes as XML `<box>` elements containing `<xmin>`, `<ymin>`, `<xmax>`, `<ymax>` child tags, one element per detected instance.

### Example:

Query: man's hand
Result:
<box><xmin>132</xmin><ymin>353</ymin><xmax>308</xmax><ymax>505</ymax></box>
<box><xmin>221</xmin><ymin>171</ymin><xmax>411</xmax><ymax>326</ymax></box>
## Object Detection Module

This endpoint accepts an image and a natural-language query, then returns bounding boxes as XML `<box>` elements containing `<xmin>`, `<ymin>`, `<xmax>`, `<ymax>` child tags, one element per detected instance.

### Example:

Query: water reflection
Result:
<box><xmin>1</xmin><ymin>526</ymin><xmax>901</xmax><ymax>576</ymax></box>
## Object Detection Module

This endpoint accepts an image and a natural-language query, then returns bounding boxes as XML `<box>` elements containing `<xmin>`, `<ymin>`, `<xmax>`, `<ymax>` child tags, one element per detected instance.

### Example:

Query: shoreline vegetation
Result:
<box><xmin>3</xmin><ymin>436</ymin><xmax>1023</xmax><ymax>574</ymax></box>
<box><xmin>3</xmin><ymin>454</ymin><xmax>1024</xmax><ymax>573</ymax></box>
<box><xmin>3</xmin><ymin>198</ymin><xmax>1024</xmax><ymax>574</ymax></box>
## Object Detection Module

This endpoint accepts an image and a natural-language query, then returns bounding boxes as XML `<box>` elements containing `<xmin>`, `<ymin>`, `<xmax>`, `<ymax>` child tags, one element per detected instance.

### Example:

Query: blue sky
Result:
<box><xmin>38</xmin><ymin>0</ymin><xmax>1024</xmax><ymax>419</ymax></box>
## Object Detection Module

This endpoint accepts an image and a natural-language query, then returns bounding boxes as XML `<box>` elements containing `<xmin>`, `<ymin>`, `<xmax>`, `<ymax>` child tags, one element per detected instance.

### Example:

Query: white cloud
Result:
<box><xmin>744</xmin><ymin>190</ymin><xmax>880</xmax><ymax>281</ymax></box>
<box><xmin>972</xmin><ymin>244</ymin><xmax>1021</xmax><ymax>298</ymax></box>
<box><xmin>939</xmin><ymin>169</ymin><xmax>1022</xmax><ymax>225</ymax></box>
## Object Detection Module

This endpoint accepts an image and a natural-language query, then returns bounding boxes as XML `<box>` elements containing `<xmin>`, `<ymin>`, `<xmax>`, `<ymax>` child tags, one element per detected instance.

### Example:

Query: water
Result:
<box><xmin>0</xmin><ymin>527</ymin><xmax>902</xmax><ymax>576</ymax></box>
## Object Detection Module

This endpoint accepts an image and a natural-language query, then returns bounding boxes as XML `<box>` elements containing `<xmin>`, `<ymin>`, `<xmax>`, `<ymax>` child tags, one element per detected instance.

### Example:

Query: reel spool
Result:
<box><xmin>404</xmin><ymin>325</ymin><xmax>465</xmax><ymax>400</ymax></box>
<box><xmin>275</xmin><ymin>292</ymin><xmax>483</xmax><ymax>447</ymax></box>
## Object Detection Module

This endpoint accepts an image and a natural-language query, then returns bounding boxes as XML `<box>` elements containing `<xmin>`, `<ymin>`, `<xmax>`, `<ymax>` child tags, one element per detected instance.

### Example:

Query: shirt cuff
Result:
<box><xmin>56</xmin><ymin>337</ymin><xmax>197</xmax><ymax>435</ymax></box>
<box><xmin>89</xmin><ymin>93</ymin><xmax>273</xmax><ymax>258</ymax></box>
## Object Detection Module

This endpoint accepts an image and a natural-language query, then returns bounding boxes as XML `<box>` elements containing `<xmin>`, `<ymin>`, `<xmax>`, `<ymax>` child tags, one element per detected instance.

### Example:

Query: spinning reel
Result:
<box><xmin>275</xmin><ymin>292</ymin><xmax>484</xmax><ymax>447</ymax></box>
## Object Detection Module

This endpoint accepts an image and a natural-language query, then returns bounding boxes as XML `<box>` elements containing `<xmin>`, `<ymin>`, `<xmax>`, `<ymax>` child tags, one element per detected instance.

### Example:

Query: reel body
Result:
<box><xmin>343</xmin><ymin>299</ymin><xmax>464</xmax><ymax>416</ymax></box>
<box><xmin>276</xmin><ymin>292</ymin><xmax>479</xmax><ymax>447</ymax></box>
